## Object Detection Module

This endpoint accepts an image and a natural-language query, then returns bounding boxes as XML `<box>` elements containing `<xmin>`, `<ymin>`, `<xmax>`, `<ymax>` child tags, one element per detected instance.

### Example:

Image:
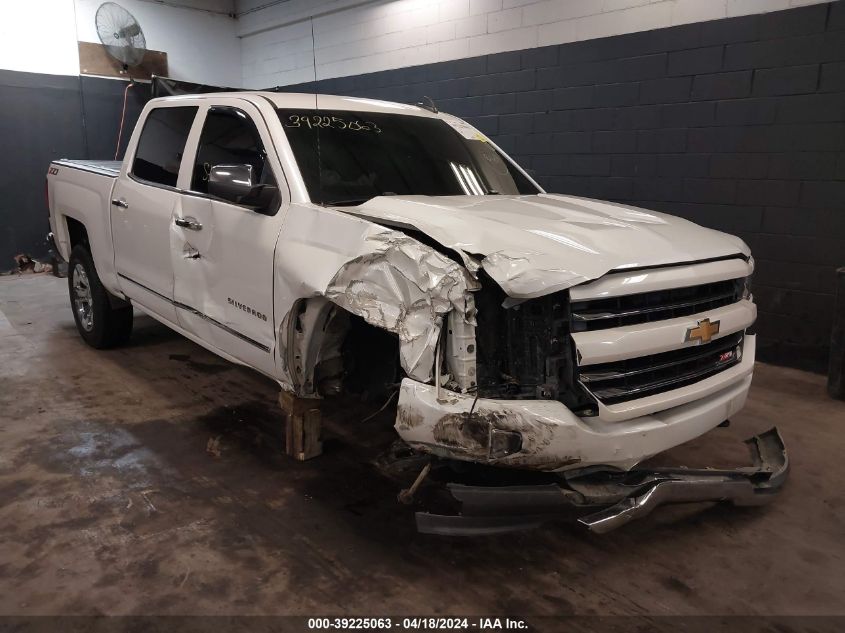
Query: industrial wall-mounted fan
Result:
<box><xmin>95</xmin><ymin>2</ymin><xmax>147</xmax><ymax>68</ymax></box>
<box><xmin>94</xmin><ymin>2</ymin><xmax>147</xmax><ymax>159</ymax></box>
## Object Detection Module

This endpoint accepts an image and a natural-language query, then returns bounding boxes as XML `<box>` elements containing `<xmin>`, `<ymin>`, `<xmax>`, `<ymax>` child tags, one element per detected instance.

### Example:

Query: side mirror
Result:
<box><xmin>208</xmin><ymin>164</ymin><xmax>277</xmax><ymax>211</ymax></box>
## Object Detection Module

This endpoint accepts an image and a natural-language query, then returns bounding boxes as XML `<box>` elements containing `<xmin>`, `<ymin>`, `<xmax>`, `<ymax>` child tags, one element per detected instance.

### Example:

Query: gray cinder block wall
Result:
<box><xmin>289</xmin><ymin>2</ymin><xmax>845</xmax><ymax>373</ymax></box>
<box><xmin>0</xmin><ymin>72</ymin><xmax>147</xmax><ymax>269</ymax></box>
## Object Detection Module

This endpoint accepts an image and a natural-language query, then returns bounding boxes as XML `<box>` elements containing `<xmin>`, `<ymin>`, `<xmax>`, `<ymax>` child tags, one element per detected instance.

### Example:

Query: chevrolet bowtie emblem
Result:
<box><xmin>685</xmin><ymin>318</ymin><xmax>720</xmax><ymax>344</ymax></box>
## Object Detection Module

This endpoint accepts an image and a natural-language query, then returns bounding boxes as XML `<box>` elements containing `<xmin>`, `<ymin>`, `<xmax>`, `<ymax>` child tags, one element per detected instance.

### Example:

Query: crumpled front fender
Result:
<box><xmin>274</xmin><ymin>205</ymin><xmax>479</xmax><ymax>394</ymax></box>
<box><xmin>324</xmin><ymin>229</ymin><xmax>478</xmax><ymax>383</ymax></box>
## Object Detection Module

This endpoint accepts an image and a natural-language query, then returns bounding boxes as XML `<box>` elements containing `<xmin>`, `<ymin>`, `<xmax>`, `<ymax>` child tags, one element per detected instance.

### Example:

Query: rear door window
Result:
<box><xmin>131</xmin><ymin>106</ymin><xmax>198</xmax><ymax>187</ymax></box>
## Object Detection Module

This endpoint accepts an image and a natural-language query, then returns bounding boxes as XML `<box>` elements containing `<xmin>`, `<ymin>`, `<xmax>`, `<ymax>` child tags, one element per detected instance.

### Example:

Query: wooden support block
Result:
<box><xmin>279</xmin><ymin>391</ymin><xmax>323</xmax><ymax>460</ymax></box>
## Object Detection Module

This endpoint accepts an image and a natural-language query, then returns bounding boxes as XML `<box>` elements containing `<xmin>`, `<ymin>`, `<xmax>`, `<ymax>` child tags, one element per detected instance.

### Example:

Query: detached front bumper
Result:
<box><xmin>416</xmin><ymin>427</ymin><xmax>788</xmax><ymax>535</ymax></box>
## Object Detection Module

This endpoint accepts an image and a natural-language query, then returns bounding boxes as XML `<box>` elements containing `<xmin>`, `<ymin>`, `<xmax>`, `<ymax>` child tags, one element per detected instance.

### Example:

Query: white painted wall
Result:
<box><xmin>239</xmin><ymin>0</ymin><xmax>831</xmax><ymax>89</ymax></box>
<box><xmin>75</xmin><ymin>0</ymin><xmax>242</xmax><ymax>86</ymax></box>
<box><xmin>0</xmin><ymin>0</ymin><xmax>242</xmax><ymax>87</ymax></box>
<box><xmin>0</xmin><ymin>1</ymin><xmax>81</xmax><ymax>76</ymax></box>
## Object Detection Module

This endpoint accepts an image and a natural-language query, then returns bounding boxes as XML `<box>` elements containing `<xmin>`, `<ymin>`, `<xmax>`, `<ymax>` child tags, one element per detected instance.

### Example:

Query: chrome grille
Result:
<box><xmin>579</xmin><ymin>332</ymin><xmax>744</xmax><ymax>405</ymax></box>
<box><xmin>570</xmin><ymin>278</ymin><xmax>744</xmax><ymax>332</ymax></box>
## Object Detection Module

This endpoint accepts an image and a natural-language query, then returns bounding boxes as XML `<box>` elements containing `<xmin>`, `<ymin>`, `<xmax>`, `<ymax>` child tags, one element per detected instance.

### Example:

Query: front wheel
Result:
<box><xmin>68</xmin><ymin>245</ymin><xmax>133</xmax><ymax>348</ymax></box>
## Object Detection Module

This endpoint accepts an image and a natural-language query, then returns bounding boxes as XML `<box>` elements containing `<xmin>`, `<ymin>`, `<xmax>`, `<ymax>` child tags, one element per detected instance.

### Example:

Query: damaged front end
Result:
<box><xmin>277</xmin><ymin>205</ymin><xmax>785</xmax><ymax>534</ymax></box>
<box><xmin>416</xmin><ymin>427</ymin><xmax>789</xmax><ymax>535</ymax></box>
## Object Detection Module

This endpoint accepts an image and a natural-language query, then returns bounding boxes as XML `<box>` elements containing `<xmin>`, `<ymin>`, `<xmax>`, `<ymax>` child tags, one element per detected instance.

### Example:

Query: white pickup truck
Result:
<box><xmin>47</xmin><ymin>92</ymin><xmax>786</xmax><ymax>533</ymax></box>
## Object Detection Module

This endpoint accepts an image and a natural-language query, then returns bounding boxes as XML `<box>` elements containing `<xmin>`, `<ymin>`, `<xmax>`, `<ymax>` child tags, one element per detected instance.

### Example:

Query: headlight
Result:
<box><xmin>742</xmin><ymin>274</ymin><xmax>753</xmax><ymax>300</ymax></box>
<box><xmin>741</xmin><ymin>256</ymin><xmax>754</xmax><ymax>300</ymax></box>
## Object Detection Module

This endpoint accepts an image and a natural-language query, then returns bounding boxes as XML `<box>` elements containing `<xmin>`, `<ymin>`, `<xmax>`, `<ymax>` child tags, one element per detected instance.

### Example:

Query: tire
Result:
<box><xmin>68</xmin><ymin>245</ymin><xmax>133</xmax><ymax>348</ymax></box>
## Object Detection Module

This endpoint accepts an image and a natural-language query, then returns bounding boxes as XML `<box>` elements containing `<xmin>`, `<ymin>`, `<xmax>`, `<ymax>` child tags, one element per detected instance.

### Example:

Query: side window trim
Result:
<box><xmin>127</xmin><ymin>172</ymin><xmax>182</xmax><ymax>192</ymax></box>
<box><xmin>177</xmin><ymin>102</ymin><xmax>211</xmax><ymax>191</ymax></box>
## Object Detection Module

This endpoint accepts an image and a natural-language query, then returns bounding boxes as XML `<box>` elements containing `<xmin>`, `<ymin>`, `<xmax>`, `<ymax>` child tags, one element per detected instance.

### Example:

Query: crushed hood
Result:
<box><xmin>339</xmin><ymin>194</ymin><xmax>749</xmax><ymax>298</ymax></box>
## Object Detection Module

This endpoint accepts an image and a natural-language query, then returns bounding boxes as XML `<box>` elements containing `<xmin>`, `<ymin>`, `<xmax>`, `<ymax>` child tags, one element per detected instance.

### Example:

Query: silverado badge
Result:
<box><xmin>685</xmin><ymin>318</ymin><xmax>720</xmax><ymax>344</ymax></box>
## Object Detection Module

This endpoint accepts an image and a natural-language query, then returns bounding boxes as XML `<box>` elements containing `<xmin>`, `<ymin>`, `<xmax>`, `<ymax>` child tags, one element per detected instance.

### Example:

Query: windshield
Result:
<box><xmin>277</xmin><ymin>109</ymin><xmax>539</xmax><ymax>206</ymax></box>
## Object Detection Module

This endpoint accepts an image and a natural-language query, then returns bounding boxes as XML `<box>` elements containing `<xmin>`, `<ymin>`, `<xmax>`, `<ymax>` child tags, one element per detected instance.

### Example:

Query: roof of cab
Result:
<box><xmin>149</xmin><ymin>91</ymin><xmax>438</xmax><ymax>117</ymax></box>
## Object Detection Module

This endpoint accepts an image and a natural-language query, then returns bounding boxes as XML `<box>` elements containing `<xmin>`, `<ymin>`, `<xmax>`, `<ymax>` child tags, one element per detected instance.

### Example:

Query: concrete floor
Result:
<box><xmin>0</xmin><ymin>273</ymin><xmax>843</xmax><ymax>617</ymax></box>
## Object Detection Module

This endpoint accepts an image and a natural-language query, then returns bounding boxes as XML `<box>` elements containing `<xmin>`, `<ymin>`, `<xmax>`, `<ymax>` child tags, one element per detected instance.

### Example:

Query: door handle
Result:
<box><xmin>111</xmin><ymin>198</ymin><xmax>129</xmax><ymax>209</ymax></box>
<box><xmin>175</xmin><ymin>217</ymin><xmax>203</xmax><ymax>231</ymax></box>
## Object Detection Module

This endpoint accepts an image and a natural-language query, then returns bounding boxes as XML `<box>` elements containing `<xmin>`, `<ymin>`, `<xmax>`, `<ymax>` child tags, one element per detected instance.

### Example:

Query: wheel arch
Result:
<box><xmin>65</xmin><ymin>216</ymin><xmax>89</xmax><ymax>252</ymax></box>
<box><xmin>281</xmin><ymin>297</ymin><xmax>401</xmax><ymax>400</ymax></box>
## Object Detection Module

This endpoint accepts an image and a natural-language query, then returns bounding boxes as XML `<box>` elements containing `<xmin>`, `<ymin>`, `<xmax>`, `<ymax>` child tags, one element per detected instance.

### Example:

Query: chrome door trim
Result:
<box><xmin>118</xmin><ymin>273</ymin><xmax>271</xmax><ymax>353</ymax></box>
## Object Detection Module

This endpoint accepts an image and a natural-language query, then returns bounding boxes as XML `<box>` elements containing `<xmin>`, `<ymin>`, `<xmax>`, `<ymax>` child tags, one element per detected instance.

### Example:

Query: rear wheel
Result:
<box><xmin>68</xmin><ymin>245</ymin><xmax>133</xmax><ymax>348</ymax></box>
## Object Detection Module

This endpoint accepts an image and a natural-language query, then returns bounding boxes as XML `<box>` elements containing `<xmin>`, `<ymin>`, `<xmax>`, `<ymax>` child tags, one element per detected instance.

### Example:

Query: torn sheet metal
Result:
<box><xmin>272</xmin><ymin>206</ymin><xmax>480</xmax><ymax>390</ymax></box>
<box><xmin>324</xmin><ymin>229</ymin><xmax>479</xmax><ymax>383</ymax></box>
<box><xmin>480</xmin><ymin>251</ymin><xmax>590</xmax><ymax>299</ymax></box>
<box><xmin>286</xmin><ymin>298</ymin><xmax>349</xmax><ymax>397</ymax></box>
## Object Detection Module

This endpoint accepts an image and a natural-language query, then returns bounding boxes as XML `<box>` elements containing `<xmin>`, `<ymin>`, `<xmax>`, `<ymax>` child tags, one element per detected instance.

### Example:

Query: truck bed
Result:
<box><xmin>53</xmin><ymin>159</ymin><xmax>121</xmax><ymax>178</ymax></box>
